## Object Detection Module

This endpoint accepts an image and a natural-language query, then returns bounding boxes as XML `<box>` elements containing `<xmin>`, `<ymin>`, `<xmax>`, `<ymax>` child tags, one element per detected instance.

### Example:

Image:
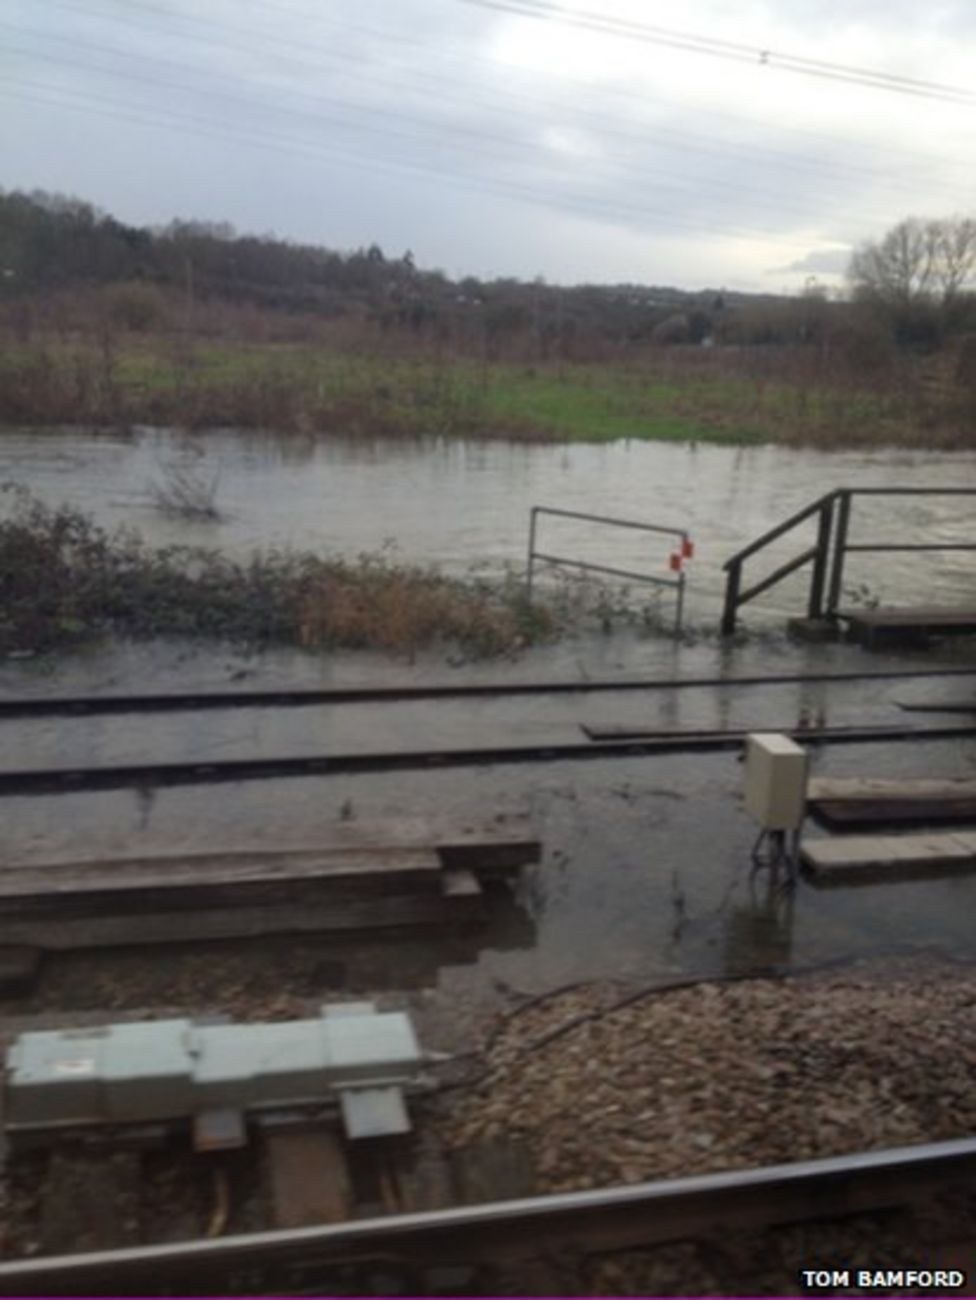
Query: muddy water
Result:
<box><xmin>6</xmin><ymin>731</ymin><xmax>976</xmax><ymax>1008</ymax></box>
<box><xmin>3</xmin><ymin>427</ymin><xmax>976</xmax><ymax>625</ymax></box>
<box><xmin>3</xmin><ymin>636</ymin><xmax>976</xmax><ymax>1012</ymax></box>
<box><xmin>2</xmin><ymin>426</ymin><xmax>976</xmax><ymax>1015</ymax></box>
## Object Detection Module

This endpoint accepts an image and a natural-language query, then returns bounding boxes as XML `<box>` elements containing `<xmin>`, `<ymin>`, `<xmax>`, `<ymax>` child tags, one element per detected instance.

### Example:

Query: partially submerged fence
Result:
<box><xmin>526</xmin><ymin>506</ymin><xmax>693</xmax><ymax>634</ymax></box>
<box><xmin>720</xmin><ymin>487</ymin><xmax>976</xmax><ymax>635</ymax></box>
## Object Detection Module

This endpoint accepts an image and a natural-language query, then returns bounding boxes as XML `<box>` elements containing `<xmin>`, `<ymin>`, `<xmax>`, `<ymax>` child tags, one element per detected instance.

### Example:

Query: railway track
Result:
<box><xmin>4</xmin><ymin>665</ymin><xmax>975</xmax><ymax>796</ymax></box>
<box><xmin>3</xmin><ymin>665</ymin><xmax>975</xmax><ymax>1293</ymax></box>
<box><xmin>2</xmin><ymin>721</ymin><xmax>976</xmax><ymax>796</ymax></box>
<box><xmin>1</xmin><ymin>665</ymin><xmax>975</xmax><ymax>718</ymax></box>
<box><xmin>0</xmin><ymin>1137</ymin><xmax>972</xmax><ymax>1295</ymax></box>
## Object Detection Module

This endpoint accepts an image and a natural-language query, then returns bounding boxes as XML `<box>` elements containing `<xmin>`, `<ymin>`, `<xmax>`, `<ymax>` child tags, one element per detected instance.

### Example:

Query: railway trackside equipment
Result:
<box><xmin>4</xmin><ymin>1003</ymin><xmax>425</xmax><ymax>1147</ymax></box>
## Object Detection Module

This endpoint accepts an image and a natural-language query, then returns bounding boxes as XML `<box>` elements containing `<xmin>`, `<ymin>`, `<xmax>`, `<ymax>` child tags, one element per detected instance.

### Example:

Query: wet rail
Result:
<box><xmin>1</xmin><ymin>667</ymin><xmax>976</xmax><ymax>718</ymax></box>
<box><xmin>3</xmin><ymin>722</ymin><xmax>976</xmax><ymax>795</ymax></box>
<box><xmin>0</xmin><ymin>1137</ymin><xmax>972</xmax><ymax>1296</ymax></box>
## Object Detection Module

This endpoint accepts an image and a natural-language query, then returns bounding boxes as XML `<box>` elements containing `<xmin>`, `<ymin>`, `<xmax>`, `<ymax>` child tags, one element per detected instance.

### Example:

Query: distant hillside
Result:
<box><xmin>0</xmin><ymin>188</ymin><xmax>807</xmax><ymax>350</ymax></box>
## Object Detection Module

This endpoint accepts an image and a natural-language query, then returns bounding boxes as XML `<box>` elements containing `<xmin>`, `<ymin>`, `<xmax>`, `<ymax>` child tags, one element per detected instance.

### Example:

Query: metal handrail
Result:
<box><xmin>723</xmin><ymin>492</ymin><xmax>836</xmax><ymax>568</ymax></box>
<box><xmin>528</xmin><ymin>505</ymin><xmax>691</xmax><ymax>537</ymax></box>
<box><xmin>527</xmin><ymin>506</ymin><xmax>691</xmax><ymax>634</ymax></box>
<box><xmin>721</xmin><ymin>487</ymin><xmax>976</xmax><ymax>635</ymax></box>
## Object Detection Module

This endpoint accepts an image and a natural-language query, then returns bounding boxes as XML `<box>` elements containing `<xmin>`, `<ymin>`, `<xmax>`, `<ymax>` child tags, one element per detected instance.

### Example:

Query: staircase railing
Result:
<box><xmin>720</xmin><ymin>487</ymin><xmax>976</xmax><ymax>636</ymax></box>
<box><xmin>527</xmin><ymin>505</ymin><xmax>692</xmax><ymax>634</ymax></box>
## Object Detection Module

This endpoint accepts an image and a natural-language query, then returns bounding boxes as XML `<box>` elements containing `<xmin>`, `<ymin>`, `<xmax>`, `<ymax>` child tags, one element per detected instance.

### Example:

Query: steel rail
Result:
<box><xmin>2</xmin><ymin>667</ymin><xmax>976</xmax><ymax>719</ymax></box>
<box><xmin>898</xmin><ymin>701</ymin><xmax>976</xmax><ymax>713</ymax></box>
<box><xmin>1</xmin><ymin>1137</ymin><xmax>973</xmax><ymax>1295</ymax></box>
<box><xmin>3</xmin><ymin>722</ymin><xmax>976</xmax><ymax>796</ymax></box>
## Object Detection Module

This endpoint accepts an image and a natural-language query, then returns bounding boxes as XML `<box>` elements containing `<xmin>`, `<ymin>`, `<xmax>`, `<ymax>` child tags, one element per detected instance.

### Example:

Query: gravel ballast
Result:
<box><xmin>436</xmin><ymin>957</ymin><xmax>976</xmax><ymax>1193</ymax></box>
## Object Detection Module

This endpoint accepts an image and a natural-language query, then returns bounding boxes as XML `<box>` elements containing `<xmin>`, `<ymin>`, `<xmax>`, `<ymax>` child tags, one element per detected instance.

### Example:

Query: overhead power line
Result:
<box><xmin>6</xmin><ymin>32</ymin><xmax>951</xmax><ymax>232</ymax></box>
<box><xmin>7</xmin><ymin>10</ymin><xmax>974</xmax><ymax>228</ymax></box>
<box><xmin>44</xmin><ymin>0</ymin><xmax>976</xmax><ymax>172</ymax></box>
<box><xmin>25</xmin><ymin>0</ymin><xmax>976</xmax><ymax>234</ymax></box>
<box><xmin>458</xmin><ymin>0</ymin><xmax>976</xmax><ymax>108</ymax></box>
<box><xmin>1</xmin><ymin>78</ymin><xmax>850</xmax><ymax>253</ymax></box>
<box><xmin>310</xmin><ymin>6</ymin><xmax>974</xmax><ymax>172</ymax></box>
<box><xmin>6</xmin><ymin>0</ymin><xmax>970</xmax><ymax>277</ymax></box>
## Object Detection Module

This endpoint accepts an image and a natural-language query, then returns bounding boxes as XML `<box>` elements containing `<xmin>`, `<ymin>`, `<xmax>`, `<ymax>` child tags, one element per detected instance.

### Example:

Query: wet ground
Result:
<box><xmin>2</xmin><ymin>624</ymin><xmax>976</xmax><ymax>1281</ymax></box>
<box><xmin>3</xmin><ymin>428</ymin><xmax>976</xmax><ymax>1280</ymax></box>
<box><xmin>2</xmin><ymin>630</ymin><xmax>976</xmax><ymax>1015</ymax></box>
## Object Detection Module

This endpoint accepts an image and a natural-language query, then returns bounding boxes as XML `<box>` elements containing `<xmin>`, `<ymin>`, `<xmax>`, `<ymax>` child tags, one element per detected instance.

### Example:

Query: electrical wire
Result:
<box><xmin>33</xmin><ymin>0</ymin><xmax>976</xmax><ymax>176</ymax></box>
<box><xmin>7</xmin><ymin>0</ymin><xmax>969</xmax><ymax>273</ymax></box>
<box><xmin>4</xmin><ymin>35</ymin><xmax>941</xmax><ymax>233</ymax></box>
<box><xmin>5</xmin><ymin>15</ymin><xmax>972</xmax><ymax>212</ymax></box>
<box><xmin>247</xmin><ymin>0</ymin><xmax>976</xmax><ymax>172</ymax></box>
<box><xmin>3</xmin><ymin>80</ymin><xmax>846</xmax><ymax>254</ymax></box>
<box><xmin>458</xmin><ymin>0</ymin><xmax>976</xmax><ymax>107</ymax></box>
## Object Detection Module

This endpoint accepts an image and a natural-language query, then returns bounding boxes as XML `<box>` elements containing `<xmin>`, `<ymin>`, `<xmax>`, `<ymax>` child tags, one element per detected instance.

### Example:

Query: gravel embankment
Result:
<box><xmin>437</xmin><ymin>958</ymin><xmax>976</xmax><ymax>1194</ymax></box>
<box><xmin>435</xmin><ymin>958</ymin><xmax>976</xmax><ymax>1293</ymax></box>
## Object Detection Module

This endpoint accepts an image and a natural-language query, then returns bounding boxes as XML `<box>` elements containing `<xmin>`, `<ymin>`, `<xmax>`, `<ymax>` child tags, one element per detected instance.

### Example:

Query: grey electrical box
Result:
<box><xmin>744</xmin><ymin>733</ymin><xmax>808</xmax><ymax>830</ymax></box>
<box><xmin>5</xmin><ymin>1020</ymin><xmax>196</xmax><ymax>1127</ymax></box>
<box><xmin>340</xmin><ymin>1087</ymin><xmax>410</xmax><ymax>1139</ymax></box>
<box><xmin>5</xmin><ymin>1005</ymin><xmax>423</xmax><ymax>1142</ymax></box>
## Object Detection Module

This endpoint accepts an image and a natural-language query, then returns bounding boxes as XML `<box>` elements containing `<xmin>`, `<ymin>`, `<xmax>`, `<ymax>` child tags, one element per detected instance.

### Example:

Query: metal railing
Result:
<box><xmin>721</xmin><ymin>487</ymin><xmax>976</xmax><ymax>636</ymax></box>
<box><xmin>527</xmin><ymin>506</ymin><xmax>691</xmax><ymax>634</ymax></box>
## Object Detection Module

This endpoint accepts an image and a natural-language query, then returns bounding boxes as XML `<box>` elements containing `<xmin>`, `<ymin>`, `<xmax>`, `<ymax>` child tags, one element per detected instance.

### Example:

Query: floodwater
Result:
<box><xmin>3</xmin><ymin>637</ymin><xmax>976</xmax><ymax>1016</ymax></box>
<box><xmin>2</xmin><ymin>426</ymin><xmax>976</xmax><ymax>626</ymax></box>
<box><xmin>2</xmin><ymin>426</ymin><xmax>976</xmax><ymax>1019</ymax></box>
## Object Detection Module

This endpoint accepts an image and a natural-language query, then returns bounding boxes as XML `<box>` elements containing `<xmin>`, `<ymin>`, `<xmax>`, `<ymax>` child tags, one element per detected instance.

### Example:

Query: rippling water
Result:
<box><xmin>3</xmin><ymin>426</ymin><xmax>976</xmax><ymax>626</ymax></box>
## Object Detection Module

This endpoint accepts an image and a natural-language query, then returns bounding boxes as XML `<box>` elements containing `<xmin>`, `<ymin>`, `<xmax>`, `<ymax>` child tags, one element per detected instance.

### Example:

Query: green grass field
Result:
<box><xmin>0</xmin><ymin>334</ymin><xmax>951</xmax><ymax>447</ymax></box>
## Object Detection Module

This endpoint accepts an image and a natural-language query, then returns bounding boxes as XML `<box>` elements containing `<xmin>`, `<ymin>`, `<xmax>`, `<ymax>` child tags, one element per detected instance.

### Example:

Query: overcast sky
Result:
<box><xmin>2</xmin><ymin>0</ymin><xmax>974</xmax><ymax>292</ymax></box>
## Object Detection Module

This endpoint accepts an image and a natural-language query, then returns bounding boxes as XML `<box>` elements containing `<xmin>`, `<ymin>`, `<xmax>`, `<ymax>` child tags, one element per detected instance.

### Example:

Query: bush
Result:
<box><xmin>651</xmin><ymin>314</ymin><xmax>691</xmax><ymax>346</ymax></box>
<box><xmin>0</xmin><ymin>487</ymin><xmax>554</xmax><ymax>656</ymax></box>
<box><xmin>103</xmin><ymin>282</ymin><xmax>169</xmax><ymax>332</ymax></box>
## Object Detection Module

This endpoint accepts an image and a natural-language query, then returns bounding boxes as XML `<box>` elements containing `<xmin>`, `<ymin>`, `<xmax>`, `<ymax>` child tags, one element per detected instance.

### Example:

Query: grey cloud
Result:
<box><xmin>2</xmin><ymin>0</ymin><xmax>973</xmax><ymax>288</ymax></box>
<box><xmin>775</xmin><ymin>247</ymin><xmax>854</xmax><ymax>274</ymax></box>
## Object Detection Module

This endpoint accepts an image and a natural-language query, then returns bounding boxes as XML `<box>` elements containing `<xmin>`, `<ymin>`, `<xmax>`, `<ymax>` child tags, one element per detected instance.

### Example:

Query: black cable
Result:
<box><xmin>3</xmin><ymin>80</ymin><xmax>842</xmax><ymax>250</ymax></box>
<box><xmin>2</xmin><ymin>39</ymin><xmax>910</xmax><ymax>232</ymax></box>
<box><xmin>459</xmin><ymin>0</ymin><xmax>976</xmax><ymax>107</ymax></box>
<box><xmin>7</xmin><ymin>26</ymin><xmax>959</xmax><ymax>228</ymax></box>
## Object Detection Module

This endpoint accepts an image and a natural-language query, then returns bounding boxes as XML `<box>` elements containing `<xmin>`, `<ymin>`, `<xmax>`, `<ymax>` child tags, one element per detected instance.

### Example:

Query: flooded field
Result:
<box><xmin>3</xmin><ymin>427</ymin><xmax>976</xmax><ymax>627</ymax></box>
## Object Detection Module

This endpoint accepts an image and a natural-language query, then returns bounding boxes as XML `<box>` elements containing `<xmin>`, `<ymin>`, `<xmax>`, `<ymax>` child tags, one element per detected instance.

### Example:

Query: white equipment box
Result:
<box><xmin>744</xmin><ymin>733</ymin><xmax>808</xmax><ymax>831</ymax></box>
<box><xmin>4</xmin><ymin>1002</ymin><xmax>423</xmax><ymax>1142</ymax></box>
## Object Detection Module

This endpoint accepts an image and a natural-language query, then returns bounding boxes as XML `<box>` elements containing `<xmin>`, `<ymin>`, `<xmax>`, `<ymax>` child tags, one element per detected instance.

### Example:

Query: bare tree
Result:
<box><xmin>850</xmin><ymin>215</ymin><xmax>976</xmax><ymax>309</ymax></box>
<box><xmin>935</xmin><ymin>216</ymin><xmax>976</xmax><ymax>303</ymax></box>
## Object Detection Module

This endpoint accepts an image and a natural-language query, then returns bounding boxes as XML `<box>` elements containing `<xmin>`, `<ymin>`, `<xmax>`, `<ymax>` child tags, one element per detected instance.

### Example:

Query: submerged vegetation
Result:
<box><xmin>0</xmin><ymin>488</ymin><xmax>560</xmax><ymax>657</ymax></box>
<box><xmin>147</xmin><ymin>461</ymin><xmax>223</xmax><ymax>521</ymax></box>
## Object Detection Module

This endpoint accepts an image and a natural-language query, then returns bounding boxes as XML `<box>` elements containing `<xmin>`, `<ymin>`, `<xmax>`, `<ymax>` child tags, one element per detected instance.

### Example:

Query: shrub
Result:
<box><xmin>102</xmin><ymin>282</ymin><xmax>170</xmax><ymax>332</ymax></box>
<box><xmin>0</xmin><ymin>487</ymin><xmax>554</xmax><ymax>657</ymax></box>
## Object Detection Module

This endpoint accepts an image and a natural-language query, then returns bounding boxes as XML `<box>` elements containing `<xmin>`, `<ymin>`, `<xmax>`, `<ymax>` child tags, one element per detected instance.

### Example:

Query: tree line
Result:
<box><xmin>1</xmin><ymin>187</ymin><xmax>974</xmax><ymax>357</ymax></box>
<box><xmin>0</xmin><ymin>188</ymin><xmax>810</xmax><ymax>354</ymax></box>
